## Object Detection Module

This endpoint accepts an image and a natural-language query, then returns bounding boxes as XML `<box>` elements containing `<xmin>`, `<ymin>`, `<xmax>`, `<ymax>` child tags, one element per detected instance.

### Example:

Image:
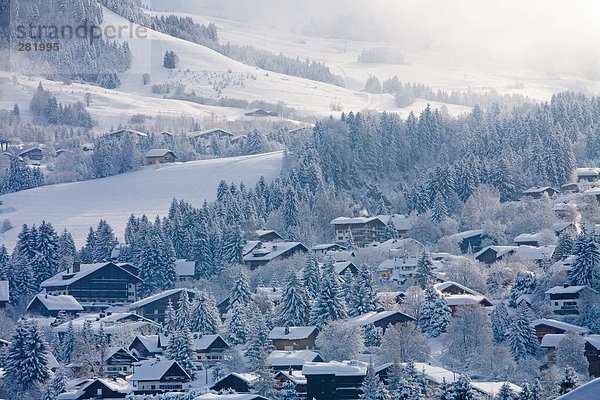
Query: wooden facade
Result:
<box><xmin>331</xmin><ymin>217</ymin><xmax>386</xmax><ymax>247</ymax></box>
<box><xmin>145</xmin><ymin>149</ymin><xmax>177</xmax><ymax>165</ymax></box>
<box><xmin>106</xmin><ymin>348</ymin><xmax>139</xmax><ymax>378</ymax></box>
<box><xmin>270</xmin><ymin>327</ymin><xmax>319</xmax><ymax>351</ymax></box>
<box><xmin>130</xmin><ymin>289</ymin><xmax>197</xmax><ymax>324</ymax></box>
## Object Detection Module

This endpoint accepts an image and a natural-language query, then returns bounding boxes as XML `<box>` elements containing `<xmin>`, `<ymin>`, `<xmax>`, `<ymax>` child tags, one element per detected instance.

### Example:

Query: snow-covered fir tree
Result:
<box><xmin>452</xmin><ymin>375</ymin><xmax>475</xmax><ymax>400</ymax></box>
<box><xmin>554</xmin><ymin>232</ymin><xmax>574</xmax><ymax>261</ymax></box>
<box><xmin>359</xmin><ymin>362</ymin><xmax>391</xmax><ymax>400</ymax></box>
<box><xmin>92</xmin><ymin>219</ymin><xmax>117</xmax><ymax>262</ymax></box>
<box><xmin>138</xmin><ymin>223</ymin><xmax>177</xmax><ymax>297</ymax></box>
<box><xmin>43</xmin><ymin>367</ymin><xmax>66</xmax><ymax>400</ymax></box>
<box><xmin>95</xmin><ymin>323</ymin><xmax>109</xmax><ymax>377</ymax></box>
<box><xmin>253</xmin><ymin>348</ymin><xmax>278</xmax><ymax>399</ymax></box>
<box><xmin>33</xmin><ymin>220</ymin><xmax>60</xmax><ymax>287</ymax></box>
<box><xmin>165</xmin><ymin>323</ymin><xmax>197</xmax><ymax>379</ymax></box>
<box><xmin>419</xmin><ymin>286</ymin><xmax>451</xmax><ymax>337</ymax></box>
<box><xmin>558</xmin><ymin>365</ymin><xmax>578</xmax><ymax>395</ymax></box>
<box><xmin>436</xmin><ymin>378</ymin><xmax>454</xmax><ymax>400</ymax></box>
<box><xmin>491</xmin><ymin>303</ymin><xmax>511</xmax><ymax>343</ymax></box>
<box><xmin>569</xmin><ymin>230</ymin><xmax>600</xmax><ymax>289</ymax></box>
<box><xmin>518</xmin><ymin>380</ymin><xmax>532</xmax><ymax>400</ymax></box>
<box><xmin>229</xmin><ymin>270</ymin><xmax>252</xmax><ymax>309</ymax></box>
<box><xmin>222</xmin><ymin>224</ymin><xmax>243</xmax><ymax>265</ymax></box>
<box><xmin>303</xmin><ymin>252</ymin><xmax>321</xmax><ymax>299</ymax></box>
<box><xmin>509</xmin><ymin>271</ymin><xmax>537</xmax><ymax>307</ymax></box>
<box><xmin>281</xmin><ymin>379</ymin><xmax>300</xmax><ymax>400</ymax></box>
<box><xmin>190</xmin><ymin>291</ymin><xmax>221</xmax><ymax>334</ymax></box>
<box><xmin>4</xmin><ymin>318</ymin><xmax>50</xmax><ymax>397</ymax></box>
<box><xmin>79</xmin><ymin>227</ymin><xmax>96</xmax><ymax>263</ymax></box>
<box><xmin>383</xmin><ymin>220</ymin><xmax>399</xmax><ymax>240</ymax></box>
<box><xmin>431</xmin><ymin>192</ymin><xmax>449</xmax><ymax>223</ymax></box>
<box><xmin>245</xmin><ymin>305</ymin><xmax>272</xmax><ymax>369</ymax></box>
<box><xmin>226</xmin><ymin>302</ymin><xmax>249</xmax><ymax>345</ymax></box>
<box><xmin>415</xmin><ymin>250</ymin><xmax>434</xmax><ymax>289</ymax></box>
<box><xmin>278</xmin><ymin>269</ymin><xmax>310</xmax><ymax>326</ymax></box>
<box><xmin>176</xmin><ymin>290</ymin><xmax>192</xmax><ymax>331</ymax></box>
<box><xmin>495</xmin><ymin>383</ymin><xmax>516</xmax><ymax>400</ymax></box>
<box><xmin>310</xmin><ymin>258</ymin><xmax>348</xmax><ymax>328</ymax></box>
<box><xmin>344</xmin><ymin>228</ymin><xmax>356</xmax><ymax>250</ymax></box>
<box><xmin>508</xmin><ymin>306</ymin><xmax>539</xmax><ymax>362</ymax></box>
<box><xmin>348</xmin><ymin>264</ymin><xmax>378</xmax><ymax>317</ymax></box>
<box><xmin>61</xmin><ymin>320</ymin><xmax>76</xmax><ymax>364</ymax></box>
<box><xmin>57</xmin><ymin>229</ymin><xmax>76</xmax><ymax>270</ymax></box>
<box><xmin>364</xmin><ymin>324</ymin><xmax>383</xmax><ymax>347</ymax></box>
<box><xmin>163</xmin><ymin>298</ymin><xmax>176</xmax><ymax>335</ymax></box>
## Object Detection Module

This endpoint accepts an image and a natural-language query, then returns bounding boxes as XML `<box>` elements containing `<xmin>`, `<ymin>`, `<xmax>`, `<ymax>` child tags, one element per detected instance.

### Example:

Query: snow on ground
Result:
<box><xmin>0</xmin><ymin>151</ymin><xmax>283</xmax><ymax>249</ymax></box>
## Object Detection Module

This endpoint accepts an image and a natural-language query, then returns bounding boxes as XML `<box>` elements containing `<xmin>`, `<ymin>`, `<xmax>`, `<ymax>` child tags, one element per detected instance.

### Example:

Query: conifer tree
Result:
<box><xmin>436</xmin><ymin>378</ymin><xmax>454</xmax><ymax>400</ymax></box>
<box><xmin>34</xmin><ymin>220</ymin><xmax>60</xmax><ymax>286</ymax></box>
<box><xmin>415</xmin><ymin>251</ymin><xmax>434</xmax><ymax>289</ymax></box>
<box><xmin>43</xmin><ymin>367</ymin><xmax>66</xmax><ymax>400</ymax></box>
<box><xmin>431</xmin><ymin>192</ymin><xmax>449</xmax><ymax>223</ymax></box>
<box><xmin>245</xmin><ymin>306</ymin><xmax>271</xmax><ymax>369</ymax></box>
<box><xmin>79</xmin><ymin>227</ymin><xmax>96</xmax><ymax>263</ymax></box>
<box><xmin>190</xmin><ymin>291</ymin><xmax>221</xmax><ymax>334</ymax></box>
<box><xmin>57</xmin><ymin>229</ymin><xmax>76</xmax><ymax>270</ymax></box>
<box><xmin>554</xmin><ymin>232</ymin><xmax>574</xmax><ymax>261</ymax></box>
<box><xmin>558</xmin><ymin>365</ymin><xmax>578</xmax><ymax>395</ymax></box>
<box><xmin>303</xmin><ymin>252</ymin><xmax>321</xmax><ymax>299</ymax></box>
<box><xmin>509</xmin><ymin>272</ymin><xmax>537</xmax><ymax>307</ymax></box>
<box><xmin>570</xmin><ymin>231</ymin><xmax>600</xmax><ymax>289</ymax></box>
<box><xmin>9</xmin><ymin>253</ymin><xmax>37</xmax><ymax>304</ymax></box>
<box><xmin>383</xmin><ymin>221</ymin><xmax>399</xmax><ymax>240</ymax></box>
<box><xmin>495</xmin><ymin>383</ymin><xmax>516</xmax><ymax>400</ymax></box>
<box><xmin>452</xmin><ymin>375</ymin><xmax>475</xmax><ymax>400</ymax></box>
<box><xmin>93</xmin><ymin>219</ymin><xmax>117</xmax><ymax>262</ymax></box>
<box><xmin>278</xmin><ymin>269</ymin><xmax>310</xmax><ymax>326</ymax></box>
<box><xmin>4</xmin><ymin>318</ymin><xmax>50</xmax><ymax>396</ymax></box>
<box><xmin>229</xmin><ymin>270</ymin><xmax>252</xmax><ymax>309</ymax></box>
<box><xmin>507</xmin><ymin>306</ymin><xmax>539</xmax><ymax>362</ymax></box>
<box><xmin>62</xmin><ymin>321</ymin><xmax>76</xmax><ymax>364</ymax></box>
<box><xmin>491</xmin><ymin>303</ymin><xmax>511</xmax><ymax>343</ymax></box>
<box><xmin>359</xmin><ymin>362</ymin><xmax>391</xmax><ymax>400</ymax></box>
<box><xmin>138</xmin><ymin>224</ymin><xmax>177</xmax><ymax>297</ymax></box>
<box><xmin>364</xmin><ymin>324</ymin><xmax>383</xmax><ymax>347</ymax></box>
<box><xmin>226</xmin><ymin>302</ymin><xmax>248</xmax><ymax>345</ymax></box>
<box><xmin>348</xmin><ymin>264</ymin><xmax>378</xmax><ymax>317</ymax></box>
<box><xmin>344</xmin><ymin>228</ymin><xmax>356</xmax><ymax>250</ymax></box>
<box><xmin>281</xmin><ymin>379</ymin><xmax>300</xmax><ymax>400</ymax></box>
<box><xmin>163</xmin><ymin>298</ymin><xmax>176</xmax><ymax>335</ymax></box>
<box><xmin>310</xmin><ymin>258</ymin><xmax>348</xmax><ymax>328</ymax></box>
<box><xmin>253</xmin><ymin>349</ymin><xmax>278</xmax><ymax>399</ymax></box>
<box><xmin>222</xmin><ymin>224</ymin><xmax>243</xmax><ymax>265</ymax></box>
<box><xmin>419</xmin><ymin>286</ymin><xmax>450</xmax><ymax>337</ymax></box>
<box><xmin>165</xmin><ymin>324</ymin><xmax>197</xmax><ymax>379</ymax></box>
<box><xmin>518</xmin><ymin>380</ymin><xmax>532</xmax><ymax>400</ymax></box>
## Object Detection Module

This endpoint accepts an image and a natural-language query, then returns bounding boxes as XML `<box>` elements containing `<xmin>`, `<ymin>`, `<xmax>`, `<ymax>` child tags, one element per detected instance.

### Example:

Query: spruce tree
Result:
<box><xmin>9</xmin><ymin>253</ymin><xmax>37</xmax><ymax>304</ymax></box>
<box><xmin>310</xmin><ymin>258</ymin><xmax>348</xmax><ymax>328</ymax></box>
<box><xmin>518</xmin><ymin>380</ymin><xmax>532</xmax><ymax>400</ymax></box>
<box><xmin>226</xmin><ymin>302</ymin><xmax>248</xmax><ymax>345</ymax></box>
<box><xmin>303</xmin><ymin>252</ymin><xmax>321</xmax><ymax>299</ymax></box>
<box><xmin>165</xmin><ymin>324</ymin><xmax>197</xmax><ymax>379</ymax></box>
<box><xmin>359</xmin><ymin>362</ymin><xmax>391</xmax><ymax>400</ymax></box>
<box><xmin>190</xmin><ymin>291</ymin><xmax>221</xmax><ymax>334</ymax></box>
<box><xmin>431</xmin><ymin>192</ymin><xmax>449</xmax><ymax>223</ymax></box>
<box><xmin>507</xmin><ymin>306</ymin><xmax>538</xmax><ymax>362</ymax></box>
<box><xmin>43</xmin><ymin>367</ymin><xmax>66</xmax><ymax>400</ymax></box>
<box><xmin>509</xmin><ymin>272</ymin><xmax>537</xmax><ymax>307</ymax></box>
<box><xmin>570</xmin><ymin>231</ymin><xmax>600</xmax><ymax>289</ymax></box>
<box><xmin>554</xmin><ymin>232</ymin><xmax>574</xmax><ymax>261</ymax></box>
<box><xmin>452</xmin><ymin>375</ymin><xmax>475</xmax><ymax>400</ymax></box>
<box><xmin>93</xmin><ymin>219</ymin><xmax>117</xmax><ymax>262</ymax></box>
<box><xmin>344</xmin><ymin>228</ymin><xmax>356</xmax><ymax>250</ymax></box>
<box><xmin>62</xmin><ymin>321</ymin><xmax>75</xmax><ymax>364</ymax></box>
<box><xmin>138</xmin><ymin>224</ymin><xmax>177</xmax><ymax>297</ymax></box>
<box><xmin>348</xmin><ymin>264</ymin><xmax>378</xmax><ymax>317</ymax></box>
<box><xmin>34</xmin><ymin>220</ymin><xmax>60</xmax><ymax>286</ymax></box>
<box><xmin>79</xmin><ymin>227</ymin><xmax>96</xmax><ymax>263</ymax></box>
<box><xmin>222</xmin><ymin>224</ymin><xmax>243</xmax><ymax>265</ymax></box>
<box><xmin>415</xmin><ymin>251</ymin><xmax>434</xmax><ymax>289</ymax></box>
<box><xmin>245</xmin><ymin>306</ymin><xmax>271</xmax><ymax>369</ymax></box>
<box><xmin>419</xmin><ymin>286</ymin><xmax>451</xmax><ymax>337</ymax></box>
<box><xmin>558</xmin><ymin>365</ymin><xmax>578</xmax><ymax>395</ymax></box>
<box><xmin>278</xmin><ymin>269</ymin><xmax>310</xmax><ymax>326</ymax></box>
<box><xmin>281</xmin><ymin>379</ymin><xmax>300</xmax><ymax>400</ymax></box>
<box><xmin>364</xmin><ymin>324</ymin><xmax>383</xmax><ymax>347</ymax></box>
<box><xmin>495</xmin><ymin>383</ymin><xmax>516</xmax><ymax>400</ymax></box>
<box><xmin>163</xmin><ymin>298</ymin><xmax>176</xmax><ymax>335</ymax></box>
<box><xmin>4</xmin><ymin>318</ymin><xmax>50</xmax><ymax>396</ymax></box>
<box><xmin>436</xmin><ymin>378</ymin><xmax>454</xmax><ymax>400</ymax></box>
<box><xmin>229</xmin><ymin>270</ymin><xmax>252</xmax><ymax>309</ymax></box>
<box><xmin>176</xmin><ymin>290</ymin><xmax>192</xmax><ymax>331</ymax></box>
<box><xmin>253</xmin><ymin>349</ymin><xmax>278</xmax><ymax>399</ymax></box>
<box><xmin>491</xmin><ymin>303</ymin><xmax>511</xmax><ymax>343</ymax></box>
<box><xmin>57</xmin><ymin>229</ymin><xmax>76</xmax><ymax>270</ymax></box>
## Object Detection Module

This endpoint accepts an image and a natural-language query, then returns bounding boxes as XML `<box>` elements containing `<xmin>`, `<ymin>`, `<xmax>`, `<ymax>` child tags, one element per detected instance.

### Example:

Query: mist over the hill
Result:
<box><xmin>143</xmin><ymin>0</ymin><xmax>600</xmax><ymax>80</ymax></box>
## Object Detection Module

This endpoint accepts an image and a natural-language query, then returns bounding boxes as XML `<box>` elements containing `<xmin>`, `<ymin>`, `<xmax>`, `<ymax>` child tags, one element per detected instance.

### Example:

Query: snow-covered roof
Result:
<box><xmin>514</xmin><ymin>233</ymin><xmax>543</xmax><ymax>243</ymax></box>
<box><xmin>29</xmin><ymin>294</ymin><xmax>83</xmax><ymax>311</ymax></box>
<box><xmin>130</xmin><ymin>335</ymin><xmax>161</xmax><ymax>354</ymax></box>
<box><xmin>145</xmin><ymin>148</ymin><xmax>176</xmax><ymax>158</ymax></box>
<box><xmin>546</xmin><ymin>285</ymin><xmax>589</xmax><ymax>295</ymax></box>
<box><xmin>243</xmin><ymin>240</ymin><xmax>261</xmax><ymax>256</ymax></box>
<box><xmin>378</xmin><ymin>257</ymin><xmax>419</xmax><ymax>271</ymax></box>
<box><xmin>516</xmin><ymin>245</ymin><xmax>556</xmax><ymax>260</ymax></box>
<box><xmin>370</xmin><ymin>238</ymin><xmax>424</xmax><ymax>252</ymax></box>
<box><xmin>555</xmin><ymin>376</ymin><xmax>600</xmax><ymax>399</ymax></box>
<box><xmin>196</xmin><ymin>394</ymin><xmax>268</xmax><ymax>400</ymax></box>
<box><xmin>474</xmin><ymin>245</ymin><xmax>518</xmax><ymax>259</ymax></box>
<box><xmin>106</xmin><ymin>346</ymin><xmax>137</xmax><ymax>361</ymax></box>
<box><xmin>187</xmin><ymin>128</ymin><xmax>234</xmax><ymax>139</ymax></box>
<box><xmin>553</xmin><ymin>221</ymin><xmax>574</xmax><ymax>232</ymax></box>
<box><xmin>443</xmin><ymin>294</ymin><xmax>491</xmax><ymax>307</ymax></box>
<box><xmin>310</xmin><ymin>243</ymin><xmax>347</xmax><ymax>251</ymax></box>
<box><xmin>471</xmin><ymin>381</ymin><xmax>522</xmax><ymax>396</ymax></box>
<box><xmin>376</xmin><ymin>214</ymin><xmax>412</xmax><ymax>230</ymax></box>
<box><xmin>58</xmin><ymin>378</ymin><xmax>132</xmax><ymax>399</ymax></box>
<box><xmin>303</xmin><ymin>360</ymin><xmax>368</xmax><ymax>376</ymax></box>
<box><xmin>325</xmin><ymin>249</ymin><xmax>355</xmax><ymax>261</ymax></box>
<box><xmin>129</xmin><ymin>288</ymin><xmax>197</xmax><ymax>310</ymax></box>
<box><xmin>434</xmin><ymin>281</ymin><xmax>483</xmax><ymax>296</ymax></box>
<box><xmin>532</xmin><ymin>318</ymin><xmax>588</xmax><ymax>334</ymax></box>
<box><xmin>274</xmin><ymin>370</ymin><xmax>307</xmax><ymax>385</ymax></box>
<box><xmin>191</xmin><ymin>334</ymin><xmax>228</xmax><ymax>351</ymax></box>
<box><xmin>0</xmin><ymin>280</ymin><xmax>8</xmax><ymax>302</ymax></box>
<box><xmin>584</xmin><ymin>335</ymin><xmax>600</xmax><ymax>349</ymax></box>
<box><xmin>330</xmin><ymin>216</ymin><xmax>383</xmax><ymax>225</ymax></box>
<box><xmin>576</xmin><ymin>167</ymin><xmax>600</xmax><ymax>177</ymax></box>
<box><xmin>523</xmin><ymin>186</ymin><xmax>559</xmax><ymax>194</ymax></box>
<box><xmin>346</xmin><ymin>310</ymin><xmax>414</xmax><ymax>326</ymax></box>
<box><xmin>54</xmin><ymin>312</ymin><xmax>157</xmax><ymax>334</ymax></box>
<box><xmin>269</xmin><ymin>326</ymin><xmax>318</xmax><ymax>340</ymax></box>
<box><xmin>584</xmin><ymin>187</ymin><xmax>600</xmax><ymax>196</ymax></box>
<box><xmin>255</xmin><ymin>286</ymin><xmax>283</xmax><ymax>302</ymax></box>
<box><xmin>130</xmin><ymin>359</ymin><xmax>190</xmax><ymax>381</ymax></box>
<box><xmin>266</xmin><ymin>350</ymin><xmax>321</xmax><ymax>367</ymax></box>
<box><xmin>333</xmin><ymin>261</ymin><xmax>356</xmax><ymax>275</ymax></box>
<box><xmin>41</xmin><ymin>262</ymin><xmax>140</xmax><ymax>288</ymax></box>
<box><xmin>175</xmin><ymin>259</ymin><xmax>195</xmax><ymax>277</ymax></box>
<box><xmin>541</xmin><ymin>334</ymin><xmax>566</xmax><ymax>348</ymax></box>
<box><xmin>550</xmin><ymin>255</ymin><xmax>576</xmax><ymax>273</ymax></box>
<box><xmin>107</xmin><ymin>128</ymin><xmax>147</xmax><ymax>138</ymax></box>
<box><xmin>214</xmin><ymin>372</ymin><xmax>258</xmax><ymax>386</ymax></box>
<box><xmin>243</xmin><ymin>242</ymin><xmax>307</xmax><ymax>262</ymax></box>
<box><xmin>448</xmin><ymin>229</ymin><xmax>486</xmax><ymax>242</ymax></box>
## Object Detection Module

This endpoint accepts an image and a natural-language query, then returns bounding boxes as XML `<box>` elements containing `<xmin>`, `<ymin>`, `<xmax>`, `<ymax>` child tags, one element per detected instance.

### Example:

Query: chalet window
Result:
<box><xmin>97</xmin><ymin>389</ymin><xmax>102</xmax><ymax>395</ymax></box>
<box><xmin>151</xmin><ymin>385</ymin><xmax>156</xmax><ymax>390</ymax></box>
<box><xmin>555</xmin><ymin>302</ymin><xmax>559</xmax><ymax>306</ymax></box>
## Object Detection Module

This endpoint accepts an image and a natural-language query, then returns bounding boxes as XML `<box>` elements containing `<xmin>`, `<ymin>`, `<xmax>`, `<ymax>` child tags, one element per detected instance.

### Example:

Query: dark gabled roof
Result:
<box><xmin>145</xmin><ymin>148</ymin><xmax>177</xmax><ymax>158</ymax></box>
<box><xmin>40</xmin><ymin>262</ymin><xmax>141</xmax><ymax>288</ymax></box>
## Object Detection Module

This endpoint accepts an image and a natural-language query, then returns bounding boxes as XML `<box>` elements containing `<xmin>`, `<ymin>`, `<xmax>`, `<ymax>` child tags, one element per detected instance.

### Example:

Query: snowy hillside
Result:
<box><xmin>0</xmin><ymin>151</ymin><xmax>283</xmax><ymax>248</ymax></box>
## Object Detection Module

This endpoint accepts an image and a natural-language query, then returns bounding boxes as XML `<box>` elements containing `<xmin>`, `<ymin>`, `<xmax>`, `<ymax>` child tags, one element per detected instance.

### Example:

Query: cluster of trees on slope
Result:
<box><xmin>284</xmin><ymin>92</ymin><xmax>600</xmax><ymax>218</ymax></box>
<box><xmin>29</xmin><ymin>83</ymin><xmax>93</xmax><ymax>128</ymax></box>
<box><xmin>0</xmin><ymin>156</ymin><xmax>44</xmax><ymax>194</ymax></box>
<box><xmin>7</xmin><ymin>0</ymin><xmax>131</xmax><ymax>88</ymax></box>
<box><xmin>363</xmin><ymin>75</ymin><xmax>532</xmax><ymax>108</ymax></box>
<box><xmin>99</xmin><ymin>0</ymin><xmax>343</xmax><ymax>86</ymax></box>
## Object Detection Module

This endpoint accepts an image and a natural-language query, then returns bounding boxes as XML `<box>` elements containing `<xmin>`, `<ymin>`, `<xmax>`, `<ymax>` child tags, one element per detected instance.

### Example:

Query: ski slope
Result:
<box><xmin>0</xmin><ymin>152</ymin><xmax>283</xmax><ymax>248</ymax></box>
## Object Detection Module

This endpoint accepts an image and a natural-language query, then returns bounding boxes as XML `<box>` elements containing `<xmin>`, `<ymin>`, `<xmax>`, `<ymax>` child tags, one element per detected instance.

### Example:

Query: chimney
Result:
<box><xmin>72</xmin><ymin>261</ymin><xmax>81</xmax><ymax>273</ymax></box>
<box><xmin>284</xmin><ymin>326</ymin><xmax>290</xmax><ymax>335</ymax></box>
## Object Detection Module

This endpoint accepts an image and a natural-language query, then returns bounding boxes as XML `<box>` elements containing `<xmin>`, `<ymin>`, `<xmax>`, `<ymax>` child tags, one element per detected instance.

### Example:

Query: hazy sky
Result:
<box><xmin>145</xmin><ymin>0</ymin><xmax>600</xmax><ymax>79</ymax></box>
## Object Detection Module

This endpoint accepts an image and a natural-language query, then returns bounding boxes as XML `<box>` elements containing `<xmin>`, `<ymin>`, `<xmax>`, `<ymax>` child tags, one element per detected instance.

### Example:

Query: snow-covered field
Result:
<box><xmin>0</xmin><ymin>151</ymin><xmax>283</xmax><ymax>248</ymax></box>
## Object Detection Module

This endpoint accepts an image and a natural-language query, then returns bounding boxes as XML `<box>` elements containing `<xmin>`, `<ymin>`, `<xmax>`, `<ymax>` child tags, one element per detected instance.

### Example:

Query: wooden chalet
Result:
<box><xmin>106</xmin><ymin>128</ymin><xmax>148</xmax><ymax>139</ymax></box>
<box><xmin>129</xmin><ymin>288</ymin><xmax>197</xmax><ymax>324</ymax></box>
<box><xmin>0</xmin><ymin>280</ymin><xmax>8</xmax><ymax>309</ymax></box>
<box><xmin>253</xmin><ymin>229</ymin><xmax>285</xmax><ymax>242</ymax></box>
<box><xmin>128</xmin><ymin>335</ymin><xmax>164</xmax><ymax>359</ymax></box>
<box><xmin>266</xmin><ymin>350</ymin><xmax>324</xmax><ymax>371</ymax></box>
<box><xmin>447</xmin><ymin>229</ymin><xmax>491</xmax><ymax>254</ymax></box>
<box><xmin>40</xmin><ymin>262</ymin><xmax>141</xmax><ymax>305</ymax></box>
<box><xmin>522</xmin><ymin>186</ymin><xmax>560</xmax><ymax>199</ymax></box>
<box><xmin>211</xmin><ymin>372</ymin><xmax>258</xmax><ymax>393</ymax></box>
<box><xmin>243</xmin><ymin>241</ymin><xmax>308</xmax><ymax>269</ymax></box>
<box><xmin>244</xmin><ymin>108</ymin><xmax>274</xmax><ymax>117</ymax></box>
<box><xmin>269</xmin><ymin>326</ymin><xmax>319</xmax><ymax>351</ymax></box>
<box><xmin>310</xmin><ymin>243</ymin><xmax>348</xmax><ymax>254</ymax></box>
<box><xmin>191</xmin><ymin>334</ymin><xmax>230</xmax><ymax>363</ymax></box>
<box><xmin>545</xmin><ymin>285</ymin><xmax>597</xmax><ymax>315</ymax></box>
<box><xmin>531</xmin><ymin>318</ymin><xmax>588</xmax><ymax>342</ymax></box>
<box><xmin>18</xmin><ymin>146</ymin><xmax>43</xmax><ymax>160</ymax></box>
<box><xmin>106</xmin><ymin>347</ymin><xmax>139</xmax><ymax>378</ymax></box>
<box><xmin>542</xmin><ymin>334</ymin><xmax>600</xmax><ymax>377</ymax></box>
<box><xmin>59</xmin><ymin>378</ymin><xmax>132</xmax><ymax>399</ymax></box>
<box><xmin>27</xmin><ymin>293</ymin><xmax>83</xmax><ymax>317</ymax></box>
<box><xmin>346</xmin><ymin>310</ymin><xmax>415</xmax><ymax>332</ymax></box>
<box><xmin>330</xmin><ymin>216</ymin><xmax>386</xmax><ymax>247</ymax></box>
<box><xmin>144</xmin><ymin>149</ymin><xmax>177</xmax><ymax>165</ymax></box>
<box><xmin>130</xmin><ymin>359</ymin><xmax>190</xmax><ymax>394</ymax></box>
<box><xmin>576</xmin><ymin>167</ymin><xmax>600</xmax><ymax>182</ymax></box>
<box><xmin>187</xmin><ymin>128</ymin><xmax>234</xmax><ymax>141</ymax></box>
